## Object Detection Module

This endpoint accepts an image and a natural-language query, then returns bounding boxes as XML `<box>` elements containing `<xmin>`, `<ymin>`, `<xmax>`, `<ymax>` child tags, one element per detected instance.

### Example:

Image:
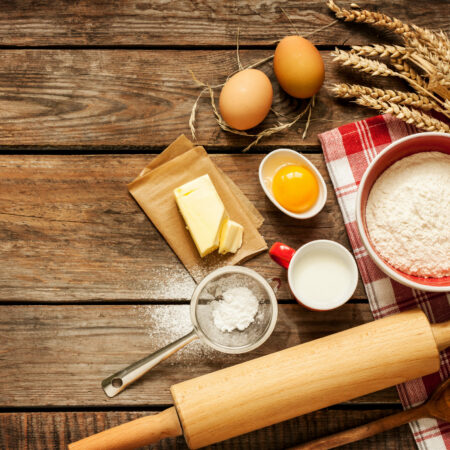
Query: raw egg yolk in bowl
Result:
<box><xmin>272</xmin><ymin>165</ymin><xmax>319</xmax><ymax>213</ymax></box>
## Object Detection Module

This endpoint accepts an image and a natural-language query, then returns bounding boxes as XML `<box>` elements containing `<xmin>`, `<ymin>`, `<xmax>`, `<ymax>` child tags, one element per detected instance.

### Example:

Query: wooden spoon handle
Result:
<box><xmin>288</xmin><ymin>406</ymin><xmax>426</xmax><ymax>450</ymax></box>
<box><xmin>431</xmin><ymin>321</ymin><xmax>450</xmax><ymax>352</ymax></box>
<box><xmin>68</xmin><ymin>406</ymin><xmax>182</xmax><ymax>450</ymax></box>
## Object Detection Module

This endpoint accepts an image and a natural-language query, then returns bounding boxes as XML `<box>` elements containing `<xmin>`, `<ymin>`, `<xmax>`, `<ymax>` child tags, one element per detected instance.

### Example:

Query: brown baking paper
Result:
<box><xmin>128</xmin><ymin>135</ymin><xmax>267</xmax><ymax>282</ymax></box>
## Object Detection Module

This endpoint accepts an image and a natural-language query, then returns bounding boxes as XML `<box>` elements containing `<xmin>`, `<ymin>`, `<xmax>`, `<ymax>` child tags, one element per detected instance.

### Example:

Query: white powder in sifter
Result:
<box><xmin>366</xmin><ymin>151</ymin><xmax>450</xmax><ymax>278</ymax></box>
<box><xmin>211</xmin><ymin>286</ymin><xmax>259</xmax><ymax>332</ymax></box>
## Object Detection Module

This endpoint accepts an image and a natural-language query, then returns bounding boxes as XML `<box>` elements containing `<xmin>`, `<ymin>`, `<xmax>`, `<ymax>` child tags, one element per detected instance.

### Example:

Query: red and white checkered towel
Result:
<box><xmin>319</xmin><ymin>114</ymin><xmax>450</xmax><ymax>450</ymax></box>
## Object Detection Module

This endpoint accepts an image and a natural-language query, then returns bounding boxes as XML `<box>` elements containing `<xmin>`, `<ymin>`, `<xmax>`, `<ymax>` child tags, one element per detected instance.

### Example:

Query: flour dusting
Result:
<box><xmin>366</xmin><ymin>151</ymin><xmax>449</xmax><ymax>278</ymax></box>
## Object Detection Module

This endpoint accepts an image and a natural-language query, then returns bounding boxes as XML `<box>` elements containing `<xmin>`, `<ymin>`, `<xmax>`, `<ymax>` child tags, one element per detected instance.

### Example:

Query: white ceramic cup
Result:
<box><xmin>270</xmin><ymin>240</ymin><xmax>358</xmax><ymax>310</ymax></box>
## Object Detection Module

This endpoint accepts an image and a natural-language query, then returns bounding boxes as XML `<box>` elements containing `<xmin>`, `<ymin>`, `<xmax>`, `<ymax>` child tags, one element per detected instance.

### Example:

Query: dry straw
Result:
<box><xmin>328</xmin><ymin>0</ymin><xmax>450</xmax><ymax>133</ymax></box>
<box><xmin>188</xmin><ymin>18</ymin><xmax>338</xmax><ymax>151</ymax></box>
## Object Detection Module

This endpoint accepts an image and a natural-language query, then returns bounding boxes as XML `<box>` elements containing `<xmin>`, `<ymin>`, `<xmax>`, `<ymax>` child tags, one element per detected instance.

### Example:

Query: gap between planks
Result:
<box><xmin>0</xmin><ymin>145</ymin><xmax>323</xmax><ymax>155</ymax></box>
<box><xmin>0</xmin><ymin>299</ymin><xmax>368</xmax><ymax>306</ymax></box>
<box><xmin>0</xmin><ymin>403</ymin><xmax>404</xmax><ymax>413</ymax></box>
<box><xmin>0</xmin><ymin>44</ymin><xmax>344</xmax><ymax>51</ymax></box>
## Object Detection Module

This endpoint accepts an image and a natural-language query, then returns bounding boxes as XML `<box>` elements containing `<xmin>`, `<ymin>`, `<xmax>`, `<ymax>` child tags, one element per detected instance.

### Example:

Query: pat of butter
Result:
<box><xmin>174</xmin><ymin>174</ymin><xmax>228</xmax><ymax>258</ymax></box>
<box><xmin>219</xmin><ymin>219</ymin><xmax>243</xmax><ymax>255</ymax></box>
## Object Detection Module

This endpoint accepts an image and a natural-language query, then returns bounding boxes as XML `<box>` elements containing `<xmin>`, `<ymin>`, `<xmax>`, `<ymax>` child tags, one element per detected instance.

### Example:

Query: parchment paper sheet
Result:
<box><xmin>128</xmin><ymin>135</ymin><xmax>267</xmax><ymax>281</ymax></box>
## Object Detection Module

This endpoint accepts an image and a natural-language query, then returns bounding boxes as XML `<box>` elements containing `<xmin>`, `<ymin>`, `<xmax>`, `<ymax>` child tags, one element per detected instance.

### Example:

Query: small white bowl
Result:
<box><xmin>259</xmin><ymin>149</ymin><xmax>327</xmax><ymax>219</ymax></box>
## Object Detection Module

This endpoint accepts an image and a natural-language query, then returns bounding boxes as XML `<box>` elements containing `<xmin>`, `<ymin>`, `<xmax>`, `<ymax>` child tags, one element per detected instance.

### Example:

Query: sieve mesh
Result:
<box><xmin>191</xmin><ymin>267</ymin><xmax>277</xmax><ymax>354</ymax></box>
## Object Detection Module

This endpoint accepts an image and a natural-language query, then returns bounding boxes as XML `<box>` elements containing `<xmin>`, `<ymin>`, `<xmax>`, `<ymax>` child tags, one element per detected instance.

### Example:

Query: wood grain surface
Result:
<box><xmin>0</xmin><ymin>153</ymin><xmax>365</xmax><ymax>302</ymax></box>
<box><xmin>2</xmin><ymin>1</ymin><xmax>441</xmax><ymax>448</ymax></box>
<box><xmin>0</xmin><ymin>0</ymin><xmax>446</xmax><ymax>47</ymax></box>
<box><xmin>0</xmin><ymin>49</ymin><xmax>391</xmax><ymax>149</ymax></box>
<box><xmin>0</xmin><ymin>303</ymin><xmax>400</xmax><ymax>407</ymax></box>
<box><xmin>0</xmin><ymin>409</ymin><xmax>415</xmax><ymax>449</ymax></box>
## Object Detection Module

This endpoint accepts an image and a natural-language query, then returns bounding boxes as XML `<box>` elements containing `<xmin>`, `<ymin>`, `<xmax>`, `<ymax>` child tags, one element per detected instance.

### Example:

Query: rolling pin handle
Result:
<box><xmin>431</xmin><ymin>321</ymin><xmax>450</xmax><ymax>352</ymax></box>
<box><xmin>68</xmin><ymin>406</ymin><xmax>182</xmax><ymax>450</ymax></box>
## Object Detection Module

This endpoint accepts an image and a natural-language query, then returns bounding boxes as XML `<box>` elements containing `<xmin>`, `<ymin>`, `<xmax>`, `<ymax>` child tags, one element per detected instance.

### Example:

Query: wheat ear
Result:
<box><xmin>406</xmin><ymin>38</ymin><xmax>450</xmax><ymax>80</ymax></box>
<box><xmin>332</xmin><ymin>50</ymin><xmax>426</xmax><ymax>89</ymax></box>
<box><xmin>389</xmin><ymin>58</ymin><xmax>450</xmax><ymax>107</ymax></box>
<box><xmin>328</xmin><ymin>0</ymin><xmax>450</xmax><ymax>65</ymax></box>
<box><xmin>388</xmin><ymin>58</ymin><xmax>428</xmax><ymax>86</ymax></box>
<box><xmin>355</xmin><ymin>95</ymin><xmax>450</xmax><ymax>133</ymax></box>
<box><xmin>409</xmin><ymin>24</ymin><xmax>450</xmax><ymax>61</ymax></box>
<box><xmin>351</xmin><ymin>45</ymin><xmax>408</xmax><ymax>60</ymax></box>
<box><xmin>332</xmin><ymin>49</ymin><xmax>396</xmax><ymax>76</ymax></box>
<box><xmin>351</xmin><ymin>43</ymin><xmax>450</xmax><ymax>89</ymax></box>
<box><xmin>332</xmin><ymin>84</ymin><xmax>442</xmax><ymax>111</ymax></box>
<box><xmin>327</xmin><ymin>0</ymin><xmax>415</xmax><ymax>38</ymax></box>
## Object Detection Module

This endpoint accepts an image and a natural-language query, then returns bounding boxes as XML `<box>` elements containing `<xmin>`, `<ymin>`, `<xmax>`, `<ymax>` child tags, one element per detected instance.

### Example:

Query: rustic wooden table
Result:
<box><xmin>0</xmin><ymin>2</ymin><xmax>448</xmax><ymax>449</ymax></box>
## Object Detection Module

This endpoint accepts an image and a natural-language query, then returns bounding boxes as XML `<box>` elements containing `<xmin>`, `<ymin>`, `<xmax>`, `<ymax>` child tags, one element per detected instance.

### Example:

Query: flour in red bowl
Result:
<box><xmin>366</xmin><ymin>151</ymin><xmax>450</xmax><ymax>278</ymax></box>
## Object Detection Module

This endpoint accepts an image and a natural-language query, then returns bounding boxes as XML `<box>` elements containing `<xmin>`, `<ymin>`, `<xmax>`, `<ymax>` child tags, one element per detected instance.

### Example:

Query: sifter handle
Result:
<box><xmin>102</xmin><ymin>329</ymin><xmax>198</xmax><ymax>397</ymax></box>
<box><xmin>68</xmin><ymin>407</ymin><xmax>182</xmax><ymax>450</ymax></box>
<box><xmin>431</xmin><ymin>321</ymin><xmax>450</xmax><ymax>352</ymax></box>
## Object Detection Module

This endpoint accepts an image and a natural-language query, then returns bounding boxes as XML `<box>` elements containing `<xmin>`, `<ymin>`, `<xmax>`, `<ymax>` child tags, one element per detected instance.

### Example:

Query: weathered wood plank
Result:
<box><xmin>0</xmin><ymin>154</ymin><xmax>365</xmax><ymax>302</ymax></box>
<box><xmin>0</xmin><ymin>409</ymin><xmax>416</xmax><ymax>449</ymax></box>
<box><xmin>0</xmin><ymin>49</ymin><xmax>391</xmax><ymax>149</ymax></box>
<box><xmin>0</xmin><ymin>0</ymin><xmax>446</xmax><ymax>47</ymax></box>
<box><xmin>0</xmin><ymin>304</ymin><xmax>400</xmax><ymax>407</ymax></box>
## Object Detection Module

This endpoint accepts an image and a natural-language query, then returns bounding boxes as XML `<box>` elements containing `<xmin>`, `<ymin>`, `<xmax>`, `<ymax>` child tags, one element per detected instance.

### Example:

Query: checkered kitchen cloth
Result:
<box><xmin>319</xmin><ymin>114</ymin><xmax>450</xmax><ymax>449</ymax></box>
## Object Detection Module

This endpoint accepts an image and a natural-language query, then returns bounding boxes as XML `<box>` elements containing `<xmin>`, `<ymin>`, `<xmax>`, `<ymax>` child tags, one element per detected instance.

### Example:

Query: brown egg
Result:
<box><xmin>219</xmin><ymin>69</ymin><xmax>273</xmax><ymax>130</ymax></box>
<box><xmin>274</xmin><ymin>36</ymin><xmax>325</xmax><ymax>98</ymax></box>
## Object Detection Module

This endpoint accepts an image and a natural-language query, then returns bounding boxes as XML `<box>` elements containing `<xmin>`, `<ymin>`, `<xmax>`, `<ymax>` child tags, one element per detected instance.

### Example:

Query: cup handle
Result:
<box><xmin>269</xmin><ymin>242</ymin><xmax>296</xmax><ymax>270</ymax></box>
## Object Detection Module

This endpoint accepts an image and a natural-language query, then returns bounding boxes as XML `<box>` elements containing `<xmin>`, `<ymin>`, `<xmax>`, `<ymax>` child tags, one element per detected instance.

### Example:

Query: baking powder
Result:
<box><xmin>366</xmin><ymin>151</ymin><xmax>450</xmax><ymax>278</ymax></box>
<box><xmin>211</xmin><ymin>286</ymin><xmax>259</xmax><ymax>332</ymax></box>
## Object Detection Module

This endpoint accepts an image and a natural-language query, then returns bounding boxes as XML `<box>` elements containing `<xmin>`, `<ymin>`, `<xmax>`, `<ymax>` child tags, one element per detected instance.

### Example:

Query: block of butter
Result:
<box><xmin>174</xmin><ymin>174</ymin><xmax>228</xmax><ymax>257</ymax></box>
<box><xmin>219</xmin><ymin>219</ymin><xmax>243</xmax><ymax>255</ymax></box>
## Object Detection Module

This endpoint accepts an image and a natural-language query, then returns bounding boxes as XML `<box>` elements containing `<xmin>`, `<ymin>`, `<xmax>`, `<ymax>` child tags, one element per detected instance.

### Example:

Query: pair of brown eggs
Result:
<box><xmin>219</xmin><ymin>36</ymin><xmax>325</xmax><ymax>131</ymax></box>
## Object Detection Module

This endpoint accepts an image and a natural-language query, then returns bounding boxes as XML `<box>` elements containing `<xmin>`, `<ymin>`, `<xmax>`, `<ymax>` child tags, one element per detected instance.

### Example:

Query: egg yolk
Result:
<box><xmin>272</xmin><ymin>165</ymin><xmax>319</xmax><ymax>213</ymax></box>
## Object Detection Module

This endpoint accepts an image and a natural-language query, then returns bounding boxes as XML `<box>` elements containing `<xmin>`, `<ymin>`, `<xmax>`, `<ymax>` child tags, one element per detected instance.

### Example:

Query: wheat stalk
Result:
<box><xmin>409</xmin><ymin>24</ymin><xmax>450</xmax><ymax>61</ymax></box>
<box><xmin>355</xmin><ymin>95</ymin><xmax>449</xmax><ymax>133</ymax></box>
<box><xmin>434</xmin><ymin>73</ymin><xmax>450</xmax><ymax>88</ymax></box>
<box><xmin>407</xmin><ymin>39</ymin><xmax>446</xmax><ymax>70</ymax></box>
<box><xmin>329</xmin><ymin>0</ymin><xmax>449</xmax><ymax>54</ymax></box>
<box><xmin>327</xmin><ymin>0</ymin><xmax>415</xmax><ymax>38</ymax></box>
<box><xmin>351</xmin><ymin>43</ymin><xmax>449</xmax><ymax>88</ymax></box>
<box><xmin>332</xmin><ymin>84</ymin><xmax>442</xmax><ymax>111</ymax></box>
<box><xmin>332</xmin><ymin>49</ymin><xmax>395</xmax><ymax>76</ymax></box>
<box><xmin>333</xmin><ymin>50</ymin><xmax>447</xmax><ymax>110</ymax></box>
<box><xmin>351</xmin><ymin>43</ymin><xmax>450</xmax><ymax>93</ymax></box>
<box><xmin>351</xmin><ymin>44</ymin><xmax>408</xmax><ymax>60</ymax></box>
<box><xmin>405</xmin><ymin>38</ymin><xmax>450</xmax><ymax>80</ymax></box>
<box><xmin>330</xmin><ymin>1</ymin><xmax>450</xmax><ymax>86</ymax></box>
<box><xmin>389</xmin><ymin>58</ymin><xmax>428</xmax><ymax>87</ymax></box>
<box><xmin>329</xmin><ymin>1</ymin><xmax>450</xmax><ymax>130</ymax></box>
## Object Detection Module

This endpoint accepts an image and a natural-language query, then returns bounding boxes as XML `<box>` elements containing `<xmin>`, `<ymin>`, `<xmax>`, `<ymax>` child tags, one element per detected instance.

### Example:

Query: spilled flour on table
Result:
<box><xmin>141</xmin><ymin>266</ymin><xmax>196</xmax><ymax>300</ymax></box>
<box><xmin>133</xmin><ymin>305</ymin><xmax>217</xmax><ymax>364</ymax></box>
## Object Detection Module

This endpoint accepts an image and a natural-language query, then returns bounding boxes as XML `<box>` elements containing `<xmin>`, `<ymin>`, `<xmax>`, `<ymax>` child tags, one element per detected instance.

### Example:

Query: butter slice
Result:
<box><xmin>219</xmin><ymin>219</ymin><xmax>243</xmax><ymax>255</ymax></box>
<box><xmin>174</xmin><ymin>174</ymin><xmax>228</xmax><ymax>257</ymax></box>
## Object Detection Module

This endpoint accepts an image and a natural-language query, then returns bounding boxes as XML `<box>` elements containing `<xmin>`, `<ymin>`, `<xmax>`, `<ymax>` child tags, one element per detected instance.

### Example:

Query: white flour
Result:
<box><xmin>366</xmin><ymin>151</ymin><xmax>450</xmax><ymax>278</ymax></box>
<box><xmin>211</xmin><ymin>286</ymin><xmax>259</xmax><ymax>332</ymax></box>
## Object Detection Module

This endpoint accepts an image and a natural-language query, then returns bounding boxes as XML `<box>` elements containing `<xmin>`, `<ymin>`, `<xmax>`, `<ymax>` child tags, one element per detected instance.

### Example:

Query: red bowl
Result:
<box><xmin>356</xmin><ymin>132</ymin><xmax>450</xmax><ymax>292</ymax></box>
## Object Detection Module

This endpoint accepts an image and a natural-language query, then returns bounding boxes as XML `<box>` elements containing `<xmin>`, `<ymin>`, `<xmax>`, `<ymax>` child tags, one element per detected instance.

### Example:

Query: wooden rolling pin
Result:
<box><xmin>69</xmin><ymin>309</ymin><xmax>450</xmax><ymax>450</ymax></box>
